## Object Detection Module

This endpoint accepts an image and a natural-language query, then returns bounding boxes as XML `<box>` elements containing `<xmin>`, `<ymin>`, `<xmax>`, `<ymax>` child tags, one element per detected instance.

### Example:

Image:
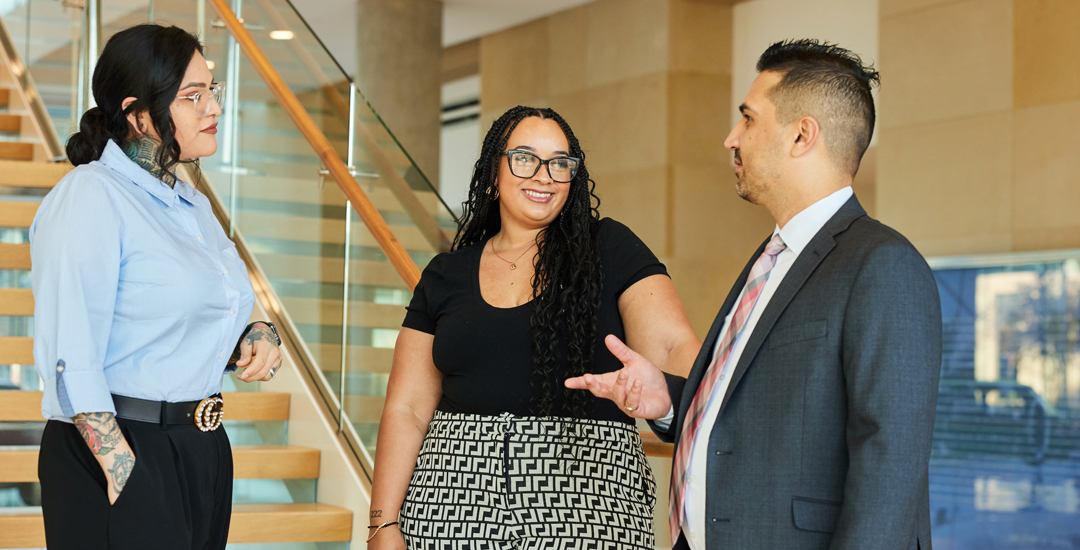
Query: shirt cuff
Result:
<box><xmin>54</xmin><ymin>368</ymin><xmax>115</xmax><ymax>418</ymax></box>
<box><xmin>653</xmin><ymin>405</ymin><xmax>675</xmax><ymax>430</ymax></box>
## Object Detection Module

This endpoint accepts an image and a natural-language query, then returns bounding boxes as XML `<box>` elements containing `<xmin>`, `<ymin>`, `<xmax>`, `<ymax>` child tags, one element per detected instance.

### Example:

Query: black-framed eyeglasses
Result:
<box><xmin>502</xmin><ymin>150</ymin><xmax>580</xmax><ymax>183</ymax></box>
<box><xmin>175</xmin><ymin>82</ymin><xmax>226</xmax><ymax>118</ymax></box>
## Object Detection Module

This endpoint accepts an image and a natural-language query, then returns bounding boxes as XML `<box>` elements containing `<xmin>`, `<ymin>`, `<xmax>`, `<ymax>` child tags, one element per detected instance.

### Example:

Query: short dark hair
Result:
<box><xmin>66</xmin><ymin>24</ymin><xmax>204</xmax><ymax>172</ymax></box>
<box><xmin>757</xmin><ymin>39</ymin><xmax>879</xmax><ymax>176</ymax></box>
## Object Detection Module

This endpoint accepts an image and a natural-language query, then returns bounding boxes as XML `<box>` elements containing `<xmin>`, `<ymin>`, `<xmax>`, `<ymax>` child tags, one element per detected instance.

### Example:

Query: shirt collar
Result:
<box><xmin>98</xmin><ymin>139</ymin><xmax>195</xmax><ymax>207</ymax></box>
<box><xmin>774</xmin><ymin>186</ymin><xmax>854</xmax><ymax>256</ymax></box>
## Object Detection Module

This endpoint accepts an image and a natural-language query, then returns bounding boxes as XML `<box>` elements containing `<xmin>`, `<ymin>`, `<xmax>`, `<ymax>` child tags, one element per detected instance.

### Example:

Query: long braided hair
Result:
<box><xmin>455</xmin><ymin>106</ymin><xmax>603</xmax><ymax>421</ymax></box>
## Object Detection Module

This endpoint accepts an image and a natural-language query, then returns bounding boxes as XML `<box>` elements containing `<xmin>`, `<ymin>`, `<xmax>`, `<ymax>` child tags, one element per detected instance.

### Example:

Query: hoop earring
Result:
<box><xmin>487</xmin><ymin>186</ymin><xmax>500</xmax><ymax>200</ymax></box>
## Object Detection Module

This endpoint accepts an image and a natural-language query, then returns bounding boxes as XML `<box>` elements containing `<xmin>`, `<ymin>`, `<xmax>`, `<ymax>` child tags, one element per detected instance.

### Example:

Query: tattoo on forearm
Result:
<box><xmin>371</xmin><ymin>510</ymin><xmax>382</xmax><ymax>518</ymax></box>
<box><xmin>73</xmin><ymin>412</ymin><xmax>123</xmax><ymax>456</ymax></box>
<box><xmin>108</xmin><ymin>451</ymin><xmax>135</xmax><ymax>493</ymax></box>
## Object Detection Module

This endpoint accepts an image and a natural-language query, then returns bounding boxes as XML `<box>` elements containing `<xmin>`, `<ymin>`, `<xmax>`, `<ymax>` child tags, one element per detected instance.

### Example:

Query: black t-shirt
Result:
<box><xmin>402</xmin><ymin>218</ymin><xmax>667</xmax><ymax>424</ymax></box>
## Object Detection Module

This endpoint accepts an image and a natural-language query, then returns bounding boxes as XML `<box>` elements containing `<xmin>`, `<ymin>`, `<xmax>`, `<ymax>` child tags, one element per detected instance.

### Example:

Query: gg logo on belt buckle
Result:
<box><xmin>194</xmin><ymin>396</ymin><xmax>225</xmax><ymax>432</ymax></box>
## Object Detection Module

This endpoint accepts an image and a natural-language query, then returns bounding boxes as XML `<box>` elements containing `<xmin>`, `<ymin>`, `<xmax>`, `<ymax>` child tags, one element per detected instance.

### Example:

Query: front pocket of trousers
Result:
<box><xmin>106</xmin><ymin>451</ymin><xmax>144</xmax><ymax>509</ymax></box>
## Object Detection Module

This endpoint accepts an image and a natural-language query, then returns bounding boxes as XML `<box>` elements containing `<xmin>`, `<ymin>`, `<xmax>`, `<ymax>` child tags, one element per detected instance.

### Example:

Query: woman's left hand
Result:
<box><xmin>235</xmin><ymin>322</ymin><xmax>282</xmax><ymax>382</ymax></box>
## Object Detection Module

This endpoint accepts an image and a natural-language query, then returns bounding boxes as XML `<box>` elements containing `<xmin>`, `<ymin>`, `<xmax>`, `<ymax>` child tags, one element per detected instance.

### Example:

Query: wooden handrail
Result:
<box><xmin>253</xmin><ymin>0</ymin><xmax>451</xmax><ymax>254</ymax></box>
<box><xmin>208</xmin><ymin>0</ymin><xmax>421</xmax><ymax>290</ymax></box>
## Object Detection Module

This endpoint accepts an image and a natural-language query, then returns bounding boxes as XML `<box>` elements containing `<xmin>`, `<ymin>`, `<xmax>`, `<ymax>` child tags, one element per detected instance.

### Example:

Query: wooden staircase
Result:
<box><xmin>0</xmin><ymin>128</ymin><xmax>354</xmax><ymax>547</ymax></box>
<box><xmin>0</xmin><ymin>69</ymin><xmax>41</xmax><ymax>163</ymax></box>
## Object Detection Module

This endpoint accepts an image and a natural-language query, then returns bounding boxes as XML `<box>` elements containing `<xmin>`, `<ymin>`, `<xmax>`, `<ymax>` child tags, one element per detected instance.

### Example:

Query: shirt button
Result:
<box><xmin>221</xmin><ymin>268</ymin><xmax>229</xmax><ymax>275</ymax></box>
<box><xmin>196</xmin><ymin>235</ymin><xmax>203</xmax><ymax>242</ymax></box>
<box><xmin>228</xmin><ymin>309</ymin><xmax>236</xmax><ymax>316</ymax></box>
<box><xmin>691</xmin><ymin>533</ymin><xmax>697</xmax><ymax>539</ymax></box>
<box><xmin>712</xmin><ymin>518</ymin><xmax>718</xmax><ymax>522</ymax></box>
<box><xmin>56</xmin><ymin>365</ymin><xmax>64</xmax><ymax>373</ymax></box>
<box><xmin>219</xmin><ymin>353</ymin><xmax>224</xmax><ymax>360</ymax></box>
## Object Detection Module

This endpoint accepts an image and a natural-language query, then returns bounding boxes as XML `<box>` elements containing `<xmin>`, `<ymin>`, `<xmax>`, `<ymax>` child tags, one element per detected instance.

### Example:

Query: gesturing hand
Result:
<box><xmin>235</xmin><ymin>323</ymin><xmax>282</xmax><ymax>382</ymax></box>
<box><xmin>565</xmin><ymin>335</ymin><xmax>672</xmax><ymax>420</ymax></box>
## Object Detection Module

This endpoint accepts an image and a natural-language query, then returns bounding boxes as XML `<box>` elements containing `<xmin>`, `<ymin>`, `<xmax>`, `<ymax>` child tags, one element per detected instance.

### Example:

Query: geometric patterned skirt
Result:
<box><xmin>400</xmin><ymin>411</ymin><xmax>656</xmax><ymax>550</ymax></box>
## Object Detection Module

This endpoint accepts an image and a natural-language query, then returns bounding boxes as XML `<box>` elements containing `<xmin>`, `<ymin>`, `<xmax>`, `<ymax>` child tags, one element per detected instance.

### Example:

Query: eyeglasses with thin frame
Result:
<box><xmin>502</xmin><ymin>150</ymin><xmax>580</xmax><ymax>183</ymax></box>
<box><xmin>175</xmin><ymin>82</ymin><xmax>226</xmax><ymax>118</ymax></box>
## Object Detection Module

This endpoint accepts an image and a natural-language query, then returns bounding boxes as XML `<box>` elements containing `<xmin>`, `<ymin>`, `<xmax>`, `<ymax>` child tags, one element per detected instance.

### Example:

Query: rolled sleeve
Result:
<box><xmin>30</xmin><ymin>173</ymin><xmax>123</xmax><ymax>420</ymax></box>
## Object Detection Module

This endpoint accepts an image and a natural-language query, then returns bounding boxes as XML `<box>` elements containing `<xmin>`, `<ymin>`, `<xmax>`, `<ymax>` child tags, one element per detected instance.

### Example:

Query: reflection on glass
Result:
<box><xmin>932</xmin><ymin>258</ymin><xmax>1080</xmax><ymax>548</ymax></box>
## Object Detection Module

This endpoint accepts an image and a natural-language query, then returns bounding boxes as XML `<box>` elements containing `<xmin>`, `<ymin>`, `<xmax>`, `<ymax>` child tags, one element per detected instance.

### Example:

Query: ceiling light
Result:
<box><xmin>269</xmin><ymin>30</ymin><xmax>294</xmax><ymax>40</ymax></box>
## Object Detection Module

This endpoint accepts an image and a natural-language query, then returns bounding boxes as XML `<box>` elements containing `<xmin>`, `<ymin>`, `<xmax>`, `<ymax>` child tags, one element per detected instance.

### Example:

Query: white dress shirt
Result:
<box><xmin>681</xmin><ymin>186</ymin><xmax>853</xmax><ymax>549</ymax></box>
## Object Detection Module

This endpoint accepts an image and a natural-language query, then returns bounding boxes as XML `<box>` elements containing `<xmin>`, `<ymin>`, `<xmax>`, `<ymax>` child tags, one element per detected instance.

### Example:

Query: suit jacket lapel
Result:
<box><xmin>719</xmin><ymin>196</ymin><xmax>867</xmax><ymax>407</ymax></box>
<box><xmin>674</xmin><ymin>236</ymin><xmax>769</xmax><ymax>442</ymax></box>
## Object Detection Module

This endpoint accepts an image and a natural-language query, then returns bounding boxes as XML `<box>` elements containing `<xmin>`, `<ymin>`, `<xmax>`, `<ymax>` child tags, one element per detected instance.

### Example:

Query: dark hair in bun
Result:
<box><xmin>66</xmin><ymin>24</ymin><xmax>204</xmax><ymax>171</ymax></box>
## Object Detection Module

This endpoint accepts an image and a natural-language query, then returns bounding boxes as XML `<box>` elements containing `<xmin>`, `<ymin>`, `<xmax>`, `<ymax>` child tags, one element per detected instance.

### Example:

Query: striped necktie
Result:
<box><xmin>669</xmin><ymin>233</ymin><xmax>787</xmax><ymax>543</ymax></box>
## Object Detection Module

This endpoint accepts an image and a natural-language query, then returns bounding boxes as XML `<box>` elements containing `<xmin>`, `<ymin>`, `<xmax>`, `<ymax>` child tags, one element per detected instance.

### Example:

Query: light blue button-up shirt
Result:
<box><xmin>30</xmin><ymin>140</ymin><xmax>255</xmax><ymax>421</ymax></box>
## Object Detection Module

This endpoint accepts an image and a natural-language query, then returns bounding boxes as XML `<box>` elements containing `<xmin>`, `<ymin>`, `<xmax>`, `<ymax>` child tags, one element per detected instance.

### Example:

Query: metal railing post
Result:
<box><xmin>82</xmin><ymin>0</ymin><xmax>99</xmax><ymax>110</ymax></box>
<box><xmin>197</xmin><ymin>0</ymin><xmax>206</xmax><ymax>40</ymax></box>
<box><xmin>338</xmin><ymin>83</ymin><xmax>358</xmax><ymax>432</ymax></box>
<box><xmin>224</xmin><ymin>0</ymin><xmax>243</xmax><ymax>236</ymax></box>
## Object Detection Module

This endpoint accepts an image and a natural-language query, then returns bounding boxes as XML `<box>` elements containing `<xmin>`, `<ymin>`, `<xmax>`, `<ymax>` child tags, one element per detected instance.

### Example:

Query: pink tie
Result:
<box><xmin>669</xmin><ymin>233</ymin><xmax>787</xmax><ymax>543</ymax></box>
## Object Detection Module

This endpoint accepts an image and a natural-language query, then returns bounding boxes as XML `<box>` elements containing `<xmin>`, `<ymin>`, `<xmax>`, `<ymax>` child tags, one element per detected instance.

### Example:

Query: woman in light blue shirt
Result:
<box><xmin>31</xmin><ymin>25</ymin><xmax>281</xmax><ymax>550</ymax></box>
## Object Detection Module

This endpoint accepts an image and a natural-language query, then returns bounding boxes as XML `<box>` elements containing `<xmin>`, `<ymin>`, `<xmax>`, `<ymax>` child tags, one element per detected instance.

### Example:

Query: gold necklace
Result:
<box><xmin>490</xmin><ymin>239</ymin><xmax>536</xmax><ymax>270</ymax></box>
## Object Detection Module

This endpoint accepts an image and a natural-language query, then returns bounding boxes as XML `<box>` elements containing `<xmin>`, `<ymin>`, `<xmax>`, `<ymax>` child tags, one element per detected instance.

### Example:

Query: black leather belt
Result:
<box><xmin>111</xmin><ymin>393</ymin><xmax>225</xmax><ymax>431</ymax></box>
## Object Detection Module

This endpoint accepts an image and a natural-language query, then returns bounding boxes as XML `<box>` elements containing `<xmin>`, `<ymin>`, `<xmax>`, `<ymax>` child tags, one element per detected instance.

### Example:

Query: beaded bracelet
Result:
<box><xmin>366</xmin><ymin>521</ymin><xmax>399</xmax><ymax>542</ymax></box>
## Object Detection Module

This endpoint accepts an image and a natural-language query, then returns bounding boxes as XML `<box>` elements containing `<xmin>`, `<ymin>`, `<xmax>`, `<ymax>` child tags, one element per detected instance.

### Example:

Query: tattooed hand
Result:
<box><xmin>73</xmin><ymin>412</ymin><xmax>136</xmax><ymax>504</ymax></box>
<box><xmin>232</xmin><ymin>322</ymin><xmax>283</xmax><ymax>383</ymax></box>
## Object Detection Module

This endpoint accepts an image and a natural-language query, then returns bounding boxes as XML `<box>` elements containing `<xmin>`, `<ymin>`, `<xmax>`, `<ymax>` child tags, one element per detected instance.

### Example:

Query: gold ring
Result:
<box><xmin>625</xmin><ymin>406</ymin><xmax>636</xmax><ymax>413</ymax></box>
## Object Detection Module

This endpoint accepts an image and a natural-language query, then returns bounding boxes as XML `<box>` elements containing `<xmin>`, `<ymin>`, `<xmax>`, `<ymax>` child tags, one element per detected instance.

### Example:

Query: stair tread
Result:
<box><xmin>0</xmin><ymin>201</ymin><xmax>38</xmax><ymax>228</ymax></box>
<box><xmin>0</xmin><ymin>336</ymin><xmax>33</xmax><ymax>367</ymax></box>
<box><xmin>0</xmin><ymin>391</ymin><xmax>290</xmax><ymax>422</ymax></box>
<box><xmin>0</xmin><ymin>142</ymin><xmax>33</xmax><ymax>161</ymax></box>
<box><xmin>0</xmin><ymin>445</ymin><xmax>320</xmax><ymax>482</ymax></box>
<box><xmin>0</xmin><ymin>288</ymin><xmax>32</xmax><ymax>316</ymax></box>
<box><xmin>0</xmin><ymin>503</ymin><xmax>352</xmax><ymax>547</ymax></box>
<box><xmin>0</xmin><ymin>243</ymin><xmax>29</xmax><ymax>270</ymax></box>
<box><xmin>0</xmin><ymin>160</ymin><xmax>72</xmax><ymax>188</ymax></box>
<box><xmin>0</xmin><ymin>113</ymin><xmax>20</xmax><ymax>133</ymax></box>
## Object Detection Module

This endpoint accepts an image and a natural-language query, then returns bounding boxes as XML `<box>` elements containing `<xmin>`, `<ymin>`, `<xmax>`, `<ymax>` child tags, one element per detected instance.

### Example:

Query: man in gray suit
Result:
<box><xmin>567</xmin><ymin>39</ymin><xmax>942</xmax><ymax>550</ymax></box>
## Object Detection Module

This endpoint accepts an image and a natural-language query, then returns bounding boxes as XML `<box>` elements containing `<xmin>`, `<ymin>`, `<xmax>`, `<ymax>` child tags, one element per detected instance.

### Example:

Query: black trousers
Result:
<box><xmin>38</xmin><ymin>417</ymin><xmax>233</xmax><ymax>550</ymax></box>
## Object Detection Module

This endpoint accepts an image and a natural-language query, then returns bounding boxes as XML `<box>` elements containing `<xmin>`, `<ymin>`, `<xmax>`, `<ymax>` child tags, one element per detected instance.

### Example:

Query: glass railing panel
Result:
<box><xmin>7</xmin><ymin>0</ymin><xmax>463</xmax><ymax>461</ymax></box>
<box><xmin>341</xmin><ymin>94</ymin><xmax>459</xmax><ymax>455</ymax></box>
<box><xmin>192</xmin><ymin>3</ymin><xmax>351</xmax><ymax>399</ymax></box>
<box><xmin>218</xmin><ymin>0</ymin><xmax>460</xmax><ymax>457</ymax></box>
<box><xmin>0</xmin><ymin>0</ymin><xmax>81</xmax><ymax>141</ymax></box>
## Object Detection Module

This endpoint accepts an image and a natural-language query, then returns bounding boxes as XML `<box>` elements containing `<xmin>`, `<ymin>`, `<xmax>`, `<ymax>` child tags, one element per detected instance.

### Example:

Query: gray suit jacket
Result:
<box><xmin>654</xmin><ymin>196</ymin><xmax>942</xmax><ymax>550</ymax></box>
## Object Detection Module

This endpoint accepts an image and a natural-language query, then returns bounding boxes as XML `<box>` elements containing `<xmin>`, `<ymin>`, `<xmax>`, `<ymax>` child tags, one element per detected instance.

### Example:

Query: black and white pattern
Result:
<box><xmin>401</xmin><ymin>411</ymin><xmax>656</xmax><ymax>550</ymax></box>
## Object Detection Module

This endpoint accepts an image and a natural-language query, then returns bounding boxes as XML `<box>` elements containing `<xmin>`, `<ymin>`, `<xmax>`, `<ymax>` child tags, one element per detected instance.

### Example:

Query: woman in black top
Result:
<box><xmin>368</xmin><ymin>106</ymin><xmax>700</xmax><ymax>549</ymax></box>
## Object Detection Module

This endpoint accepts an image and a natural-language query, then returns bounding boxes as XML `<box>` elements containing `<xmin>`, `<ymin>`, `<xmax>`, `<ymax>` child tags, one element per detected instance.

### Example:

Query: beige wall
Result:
<box><xmin>877</xmin><ymin>0</ymin><xmax>1080</xmax><ymax>255</ymax></box>
<box><xmin>355</xmin><ymin>0</ymin><xmax>443</xmax><ymax>187</ymax></box>
<box><xmin>480</xmin><ymin>0</ymin><xmax>770</xmax><ymax>335</ymax></box>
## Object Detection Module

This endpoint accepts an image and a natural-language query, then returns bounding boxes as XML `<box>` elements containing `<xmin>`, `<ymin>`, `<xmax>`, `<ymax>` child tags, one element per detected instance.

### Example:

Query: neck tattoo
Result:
<box><xmin>123</xmin><ymin>134</ymin><xmax>177</xmax><ymax>188</ymax></box>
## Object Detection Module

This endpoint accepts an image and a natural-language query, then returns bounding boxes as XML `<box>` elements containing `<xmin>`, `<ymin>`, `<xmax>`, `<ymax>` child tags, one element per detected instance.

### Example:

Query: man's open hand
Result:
<box><xmin>565</xmin><ymin>335</ymin><xmax>672</xmax><ymax>419</ymax></box>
